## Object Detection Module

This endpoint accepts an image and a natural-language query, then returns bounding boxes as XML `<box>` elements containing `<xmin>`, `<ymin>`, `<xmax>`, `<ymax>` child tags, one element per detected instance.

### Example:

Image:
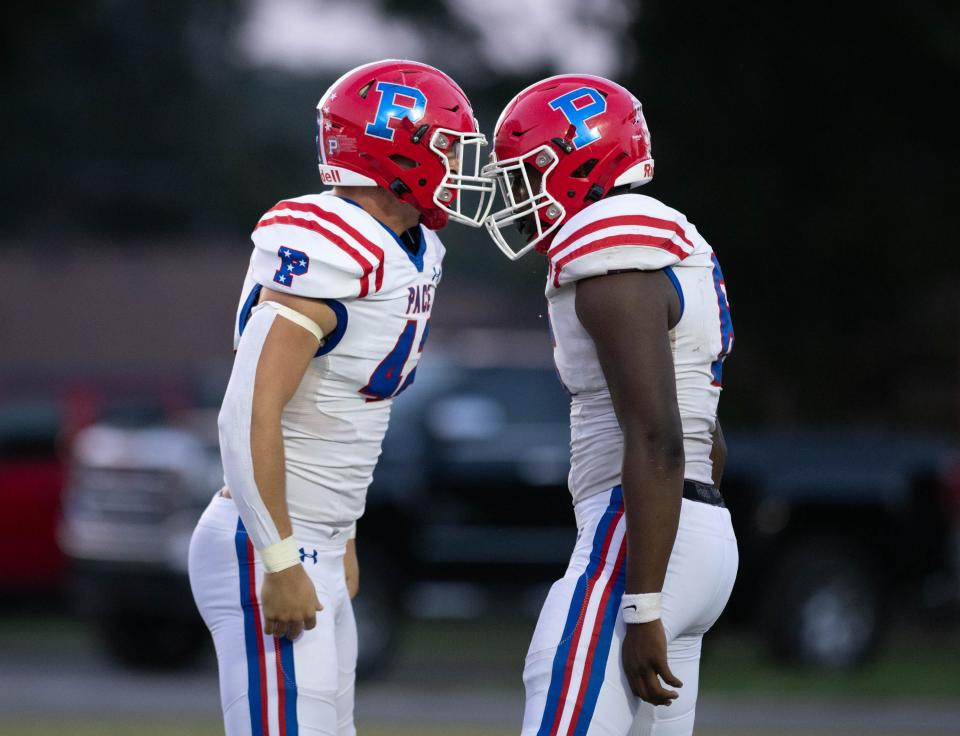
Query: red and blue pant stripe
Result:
<box><xmin>235</xmin><ymin>519</ymin><xmax>299</xmax><ymax>735</ymax></box>
<box><xmin>538</xmin><ymin>486</ymin><xmax>627</xmax><ymax>736</ymax></box>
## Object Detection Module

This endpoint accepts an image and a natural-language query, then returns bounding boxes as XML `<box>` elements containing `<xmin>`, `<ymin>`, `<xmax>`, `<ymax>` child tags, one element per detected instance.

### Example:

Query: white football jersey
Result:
<box><xmin>545</xmin><ymin>193</ymin><xmax>734</xmax><ymax>503</ymax></box>
<box><xmin>231</xmin><ymin>192</ymin><xmax>443</xmax><ymax>530</ymax></box>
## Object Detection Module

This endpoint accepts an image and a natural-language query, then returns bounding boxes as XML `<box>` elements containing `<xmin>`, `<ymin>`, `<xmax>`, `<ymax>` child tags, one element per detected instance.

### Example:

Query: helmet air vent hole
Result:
<box><xmin>358</xmin><ymin>81</ymin><xmax>374</xmax><ymax>99</ymax></box>
<box><xmin>571</xmin><ymin>159</ymin><xmax>599</xmax><ymax>178</ymax></box>
<box><xmin>389</xmin><ymin>154</ymin><xmax>420</xmax><ymax>170</ymax></box>
<box><xmin>418</xmin><ymin>178</ymin><xmax>427</xmax><ymax>186</ymax></box>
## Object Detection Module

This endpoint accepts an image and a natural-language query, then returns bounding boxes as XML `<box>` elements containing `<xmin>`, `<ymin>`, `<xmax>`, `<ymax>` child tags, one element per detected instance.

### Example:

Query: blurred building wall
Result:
<box><xmin>1</xmin><ymin>243</ymin><xmax>246</xmax><ymax>375</ymax></box>
<box><xmin>0</xmin><ymin>240</ymin><xmax>546</xmax><ymax>380</ymax></box>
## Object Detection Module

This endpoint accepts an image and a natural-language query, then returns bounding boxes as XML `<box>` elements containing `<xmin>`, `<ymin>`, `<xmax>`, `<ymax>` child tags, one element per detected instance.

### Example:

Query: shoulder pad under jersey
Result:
<box><xmin>250</xmin><ymin>194</ymin><xmax>385</xmax><ymax>299</ymax></box>
<box><xmin>422</xmin><ymin>226</ymin><xmax>447</xmax><ymax>261</ymax></box>
<box><xmin>546</xmin><ymin>194</ymin><xmax>703</xmax><ymax>291</ymax></box>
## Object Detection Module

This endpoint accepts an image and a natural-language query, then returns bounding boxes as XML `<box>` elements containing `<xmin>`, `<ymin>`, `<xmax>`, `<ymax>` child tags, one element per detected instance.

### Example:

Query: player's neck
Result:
<box><xmin>333</xmin><ymin>186</ymin><xmax>421</xmax><ymax>235</ymax></box>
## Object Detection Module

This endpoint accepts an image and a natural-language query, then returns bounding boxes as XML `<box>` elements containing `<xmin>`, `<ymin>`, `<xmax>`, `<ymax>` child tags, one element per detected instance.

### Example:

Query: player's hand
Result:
<box><xmin>622</xmin><ymin>619</ymin><xmax>683</xmax><ymax>706</ymax></box>
<box><xmin>261</xmin><ymin>564</ymin><xmax>322</xmax><ymax>640</ymax></box>
<box><xmin>344</xmin><ymin>538</ymin><xmax>359</xmax><ymax>600</ymax></box>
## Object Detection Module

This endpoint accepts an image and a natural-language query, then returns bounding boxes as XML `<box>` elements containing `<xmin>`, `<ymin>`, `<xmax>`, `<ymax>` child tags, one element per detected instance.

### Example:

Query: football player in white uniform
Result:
<box><xmin>188</xmin><ymin>60</ymin><xmax>493</xmax><ymax>736</ymax></box>
<box><xmin>482</xmin><ymin>76</ymin><xmax>738</xmax><ymax>736</ymax></box>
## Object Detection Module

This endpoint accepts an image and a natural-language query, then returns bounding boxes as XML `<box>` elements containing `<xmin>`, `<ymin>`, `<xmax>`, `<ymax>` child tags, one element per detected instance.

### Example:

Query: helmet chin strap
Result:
<box><xmin>420</xmin><ymin>208</ymin><xmax>448</xmax><ymax>230</ymax></box>
<box><xmin>533</xmin><ymin>241</ymin><xmax>551</xmax><ymax>255</ymax></box>
<box><xmin>389</xmin><ymin>177</ymin><xmax>413</xmax><ymax>198</ymax></box>
<box><xmin>388</xmin><ymin>177</ymin><xmax>447</xmax><ymax>230</ymax></box>
<box><xmin>586</xmin><ymin>151</ymin><xmax>630</xmax><ymax>203</ymax></box>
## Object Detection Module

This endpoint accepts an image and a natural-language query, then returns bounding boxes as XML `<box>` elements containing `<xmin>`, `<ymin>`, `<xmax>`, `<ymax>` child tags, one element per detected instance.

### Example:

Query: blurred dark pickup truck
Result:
<box><xmin>58</xmin><ymin>336</ymin><xmax>960</xmax><ymax>672</ymax></box>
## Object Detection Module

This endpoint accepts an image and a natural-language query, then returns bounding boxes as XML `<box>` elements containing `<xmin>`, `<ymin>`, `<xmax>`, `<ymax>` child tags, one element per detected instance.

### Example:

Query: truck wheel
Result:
<box><xmin>353</xmin><ymin>544</ymin><xmax>404</xmax><ymax>680</ymax></box>
<box><xmin>97</xmin><ymin>615</ymin><xmax>207</xmax><ymax>670</ymax></box>
<box><xmin>764</xmin><ymin>538</ymin><xmax>883</xmax><ymax>669</ymax></box>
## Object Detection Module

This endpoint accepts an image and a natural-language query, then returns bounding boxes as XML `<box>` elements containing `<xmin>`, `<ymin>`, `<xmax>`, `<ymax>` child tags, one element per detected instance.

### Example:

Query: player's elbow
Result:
<box><xmin>217</xmin><ymin>389</ymin><xmax>244</xmax><ymax>449</ymax></box>
<box><xmin>249</xmin><ymin>390</ymin><xmax>285</xmax><ymax>429</ymax></box>
<box><xmin>654</xmin><ymin>434</ymin><xmax>686</xmax><ymax>474</ymax></box>
<box><xmin>624</xmin><ymin>420</ymin><xmax>685</xmax><ymax>473</ymax></box>
<box><xmin>216</xmin><ymin>386</ymin><xmax>279</xmax><ymax>454</ymax></box>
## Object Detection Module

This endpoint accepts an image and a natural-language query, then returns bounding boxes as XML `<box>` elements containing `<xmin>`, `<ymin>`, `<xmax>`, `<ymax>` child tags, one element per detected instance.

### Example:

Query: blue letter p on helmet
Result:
<box><xmin>548</xmin><ymin>87</ymin><xmax>607</xmax><ymax>149</ymax></box>
<box><xmin>365</xmin><ymin>82</ymin><xmax>428</xmax><ymax>141</ymax></box>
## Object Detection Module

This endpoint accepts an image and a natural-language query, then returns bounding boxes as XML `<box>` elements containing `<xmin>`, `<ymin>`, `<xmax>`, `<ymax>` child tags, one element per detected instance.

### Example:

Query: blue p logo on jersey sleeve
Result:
<box><xmin>273</xmin><ymin>247</ymin><xmax>309</xmax><ymax>287</ymax></box>
<box><xmin>548</xmin><ymin>87</ymin><xmax>607</xmax><ymax>149</ymax></box>
<box><xmin>365</xmin><ymin>82</ymin><xmax>427</xmax><ymax>141</ymax></box>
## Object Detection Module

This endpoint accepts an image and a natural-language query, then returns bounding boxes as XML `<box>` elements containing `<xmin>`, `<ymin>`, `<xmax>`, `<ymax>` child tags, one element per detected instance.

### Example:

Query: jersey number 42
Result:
<box><xmin>360</xmin><ymin>319</ymin><xmax>430</xmax><ymax>401</ymax></box>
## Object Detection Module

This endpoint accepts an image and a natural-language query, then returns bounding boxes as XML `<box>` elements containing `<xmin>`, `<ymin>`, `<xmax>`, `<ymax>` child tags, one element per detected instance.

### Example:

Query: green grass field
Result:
<box><xmin>2</xmin><ymin>721</ymin><xmax>955</xmax><ymax>736</ymax></box>
<box><xmin>699</xmin><ymin>626</ymin><xmax>960</xmax><ymax>699</ymax></box>
<box><xmin>2</xmin><ymin>617</ymin><xmax>959</xmax><ymax>735</ymax></box>
<box><xmin>396</xmin><ymin>618</ymin><xmax>960</xmax><ymax>699</ymax></box>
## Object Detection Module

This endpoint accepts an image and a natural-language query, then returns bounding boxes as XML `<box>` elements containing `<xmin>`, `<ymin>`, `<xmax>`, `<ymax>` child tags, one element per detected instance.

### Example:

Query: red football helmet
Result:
<box><xmin>316</xmin><ymin>59</ymin><xmax>493</xmax><ymax>230</ymax></box>
<box><xmin>482</xmin><ymin>74</ymin><xmax>655</xmax><ymax>258</ymax></box>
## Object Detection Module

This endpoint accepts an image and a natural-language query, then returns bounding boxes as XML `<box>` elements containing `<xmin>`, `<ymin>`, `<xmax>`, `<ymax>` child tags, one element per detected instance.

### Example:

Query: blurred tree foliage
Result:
<box><xmin>1</xmin><ymin>1</ymin><xmax>957</xmax><ymax>429</ymax></box>
<box><xmin>1</xmin><ymin>0</ymin><xmax>320</xmax><ymax>235</ymax></box>
<box><xmin>629</xmin><ymin>1</ymin><xmax>960</xmax><ymax>427</ymax></box>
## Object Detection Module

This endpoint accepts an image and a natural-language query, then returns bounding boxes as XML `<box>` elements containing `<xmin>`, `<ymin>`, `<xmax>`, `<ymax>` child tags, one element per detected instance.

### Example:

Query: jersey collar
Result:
<box><xmin>336</xmin><ymin>196</ymin><xmax>426</xmax><ymax>272</ymax></box>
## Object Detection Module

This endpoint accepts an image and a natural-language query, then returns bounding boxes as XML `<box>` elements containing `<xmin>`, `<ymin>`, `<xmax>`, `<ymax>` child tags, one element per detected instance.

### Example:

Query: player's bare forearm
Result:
<box><xmin>249</xmin><ymin>291</ymin><xmax>337</xmax><ymax>540</ymax></box>
<box><xmin>249</xmin><ymin>407</ymin><xmax>294</xmax><ymax>540</ymax></box>
<box><xmin>249</xmin><ymin>307</ymin><xmax>330</xmax><ymax>637</ymax></box>
<box><xmin>577</xmin><ymin>269</ymin><xmax>685</xmax><ymax>705</ymax></box>
<box><xmin>250</xmin><ymin>319</ymin><xmax>316</xmax><ymax>539</ymax></box>
<box><xmin>576</xmin><ymin>269</ymin><xmax>684</xmax><ymax>595</ymax></box>
<box><xmin>620</xmin><ymin>426</ymin><xmax>684</xmax><ymax>593</ymax></box>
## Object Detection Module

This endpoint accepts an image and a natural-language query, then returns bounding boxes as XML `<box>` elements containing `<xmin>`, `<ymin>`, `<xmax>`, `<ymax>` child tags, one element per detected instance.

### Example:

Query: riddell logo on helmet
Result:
<box><xmin>320</xmin><ymin>169</ymin><xmax>341</xmax><ymax>184</ymax></box>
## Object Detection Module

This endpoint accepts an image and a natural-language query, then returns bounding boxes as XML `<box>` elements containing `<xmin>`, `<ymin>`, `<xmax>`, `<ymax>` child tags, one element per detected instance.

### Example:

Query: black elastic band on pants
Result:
<box><xmin>683</xmin><ymin>479</ymin><xmax>726</xmax><ymax>507</ymax></box>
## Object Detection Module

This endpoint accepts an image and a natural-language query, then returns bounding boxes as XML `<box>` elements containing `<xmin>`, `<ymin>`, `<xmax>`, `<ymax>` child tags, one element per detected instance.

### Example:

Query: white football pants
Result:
<box><xmin>522</xmin><ymin>486</ymin><xmax>738</xmax><ymax>736</ymax></box>
<box><xmin>189</xmin><ymin>493</ymin><xmax>357</xmax><ymax>736</ymax></box>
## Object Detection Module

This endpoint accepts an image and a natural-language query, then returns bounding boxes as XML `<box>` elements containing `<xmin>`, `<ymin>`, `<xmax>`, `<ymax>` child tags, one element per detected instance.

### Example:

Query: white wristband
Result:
<box><xmin>260</xmin><ymin>536</ymin><xmax>300</xmax><ymax>573</ymax></box>
<box><xmin>621</xmin><ymin>593</ymin><xmax>662</xmax><ymax>624</ymax></box>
